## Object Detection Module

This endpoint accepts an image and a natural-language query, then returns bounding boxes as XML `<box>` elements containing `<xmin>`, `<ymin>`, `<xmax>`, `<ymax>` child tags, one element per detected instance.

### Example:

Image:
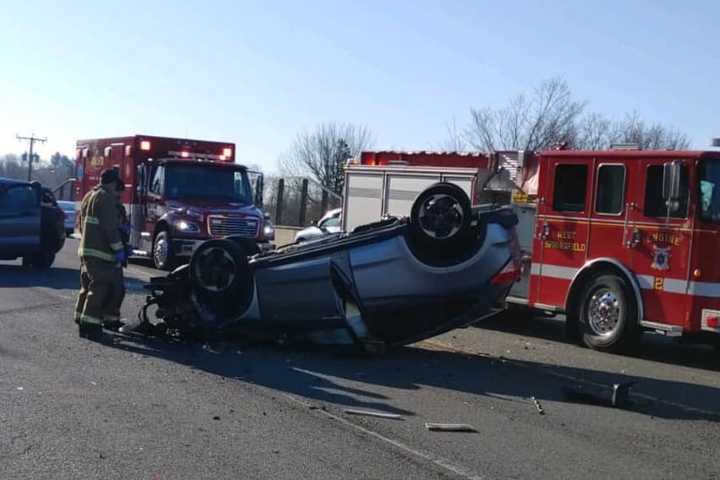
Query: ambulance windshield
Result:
<box><xmin>699</xmin><ymin>159</ymin><xmax>720</xmax><ymax>222</ymax></box>
<box><xmin>164</xmin><ymin>164</ymin><xmax>252</xmax><ymax>204</ymax></box>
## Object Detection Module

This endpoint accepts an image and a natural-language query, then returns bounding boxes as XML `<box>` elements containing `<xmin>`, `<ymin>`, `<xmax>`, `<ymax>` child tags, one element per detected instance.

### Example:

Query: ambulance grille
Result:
<box><xmin>207</xmin><ymin>215</ymin><xmax>258</xmax><ymax>238</ymax></box>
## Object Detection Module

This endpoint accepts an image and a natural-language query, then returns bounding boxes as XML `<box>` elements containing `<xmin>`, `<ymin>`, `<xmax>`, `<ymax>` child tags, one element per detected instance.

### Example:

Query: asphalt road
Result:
<box><xmin>1</xmin><ymin>240</ymin><xmax>719</xmax><ymax>479</ymax></box>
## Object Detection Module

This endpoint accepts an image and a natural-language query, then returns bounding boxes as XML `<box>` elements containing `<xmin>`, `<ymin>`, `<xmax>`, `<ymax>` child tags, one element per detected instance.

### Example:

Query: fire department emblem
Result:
<box><xmin>651</xmin><ymin>246</ymin><xmax>671</xmax><ymax>271</ymax></box>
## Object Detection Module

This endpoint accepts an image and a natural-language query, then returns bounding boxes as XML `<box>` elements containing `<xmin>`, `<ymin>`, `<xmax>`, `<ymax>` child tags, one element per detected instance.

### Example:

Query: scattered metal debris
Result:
<box><xmin>531</xmin><ymin>396</ymin><xmax>545</xmax><ymax>415</ymax></box>
<box><xmin>343</xmin><ymin>409</ymin><xmax>403</xmax><ymax>419</ymax></box>
<box><xmin>425</xmin><ymin>423</ymin><xmax>477</xmax><ymax>432</ymax></box>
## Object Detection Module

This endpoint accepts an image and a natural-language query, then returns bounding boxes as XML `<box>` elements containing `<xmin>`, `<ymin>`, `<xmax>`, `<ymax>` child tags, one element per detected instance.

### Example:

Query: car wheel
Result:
<box><xmin>407</xmin><ymin>183</ymin><xmax>475</xmax><ymax>265</ymax></box>
<box><xmin>190</xmin><ymin>239</ymin><xmax>254</xmax><ymax>321</ymax></box>
<box><xmin>152</xmin><ymin>230</ymin><xmax>176</xmax><ymax>271</ymax></box>
<box><xmin>578</xmin><ymin>274</ymin><xmax>639</xmax><ymax>353</ymax></box>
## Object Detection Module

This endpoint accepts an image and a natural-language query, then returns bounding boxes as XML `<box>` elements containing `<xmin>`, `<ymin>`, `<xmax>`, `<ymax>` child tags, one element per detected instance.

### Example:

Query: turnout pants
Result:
<box><xmin>74</xmin><ymin>257</ymin><xmax>124</xmax><ymax>326</ymax></box>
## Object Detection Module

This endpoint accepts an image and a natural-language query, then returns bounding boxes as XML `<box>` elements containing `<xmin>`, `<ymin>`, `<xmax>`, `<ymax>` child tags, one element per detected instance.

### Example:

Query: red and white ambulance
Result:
<box><xmin>74</xmin><ymin>135</ymin><xmax>273</xmax><ymax>270</ymax></box>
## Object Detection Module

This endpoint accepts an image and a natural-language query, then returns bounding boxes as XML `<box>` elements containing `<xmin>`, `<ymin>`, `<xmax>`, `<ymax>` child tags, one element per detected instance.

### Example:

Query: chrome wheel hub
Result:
<box><xmin>588</xmin><ymin>288</ymin><xmax>621</xmax><ymax>336</ymax></box>
<box><xmin>418</xmin><ymin>194</ymin><xmax>464</xmax><ymax>239</ymax></box>
<box><xmin>154</xmin><ymin>236</ymin><xmax>168</xmax><ymax>265</ymax></box>
<box><xmin>194</xmin><ymin>247</ymin><xmax>236</xmax><ymax>292</ymax></box>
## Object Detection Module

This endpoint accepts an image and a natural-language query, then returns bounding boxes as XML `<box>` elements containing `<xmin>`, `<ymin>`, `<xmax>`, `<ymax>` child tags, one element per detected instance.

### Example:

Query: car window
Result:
<box><xmin>0</xmin><ymin>185</ymin><xmax>38</xmax><ymax>211</ymax></box>
<box><xmin>322</xmin><ymin>215</ymin><xmax>341</xmax><ymax>228</ymax></box>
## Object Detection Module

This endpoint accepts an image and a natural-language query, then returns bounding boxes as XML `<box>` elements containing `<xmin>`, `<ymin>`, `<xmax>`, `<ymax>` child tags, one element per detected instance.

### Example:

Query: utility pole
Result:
<box><xmin>16</xmin><ymin>133</ymin><xmax>47</xmax><ymax>181</ymax></box>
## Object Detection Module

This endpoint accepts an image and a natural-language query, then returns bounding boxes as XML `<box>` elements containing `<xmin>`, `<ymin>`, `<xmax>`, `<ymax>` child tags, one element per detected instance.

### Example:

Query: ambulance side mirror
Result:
<box><xmin>662</xmin><ymin>161</ymin><xmax>682</xmax><ymax>206</ymax></box>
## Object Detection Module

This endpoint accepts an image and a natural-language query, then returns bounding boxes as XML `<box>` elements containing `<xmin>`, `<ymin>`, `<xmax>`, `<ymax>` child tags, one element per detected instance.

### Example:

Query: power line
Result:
<box><xmin>16</xmin><ymin>133</ymin><xmax>47</xmax><ymax>181</ymax></box>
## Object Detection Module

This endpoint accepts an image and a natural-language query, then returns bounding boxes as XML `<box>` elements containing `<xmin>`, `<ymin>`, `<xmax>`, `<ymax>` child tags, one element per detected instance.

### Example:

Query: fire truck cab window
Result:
<box><xmin>595</xmin><ymin>165</ymin><xmax>625</xmax><ymax>214</ymax></box>
<box><xmin>553</xmin><ymin>164</ymin><xmax>587</xmax><ymax>212</ymax></box>
<box><xmin>644</xmin><ymin>164</ymin><xmax>688</xmax><ymax>218</ymax></box>
<box><xmin>699</xmin><ymin>159</ymin><xmax>720</xmax><ymax>222</ymax></box>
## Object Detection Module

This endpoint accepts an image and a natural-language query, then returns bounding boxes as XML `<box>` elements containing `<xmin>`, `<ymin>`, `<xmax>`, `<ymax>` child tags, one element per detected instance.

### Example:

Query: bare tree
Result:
<box><xmin>573</xmin><ymin>112</ymin><xmax>690</xmax><ymax>150</ymax></box>
<box><xmin>438</xmin><ymin>118</ymin><xmax>468</xmax><ymax>151</ymax></box>
<box><xmin>464</xmin><ymin>78</ymin><xmax>586</xmax><ymax>152</ymax></box>
<box><xmin>280</xmin><ymin>122</ymin><xmax>374</xmax><ymax>196</ymax></box>
<box><xmin>459</xmin><ymin>78</ymin><xmax>690</xmax><ymax>152</ymax></box>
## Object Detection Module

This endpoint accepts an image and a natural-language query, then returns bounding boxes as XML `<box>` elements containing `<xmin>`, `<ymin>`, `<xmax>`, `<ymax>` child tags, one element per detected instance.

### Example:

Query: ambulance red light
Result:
<box><xmin>180</xmin><ymin>151</ymin><xmax>190</xmax><ymax>158</ymax></box>
<box><xmin>708</xmin><ymin>316</ymin><xmax>719</xmax><ymax>329</ymax></box>
<box><xmin>223</xmin><ymin>148</ymin><xmax>232</xmax><ymax>157</ymax></box>
<box><xmin>140</xmin><ymin>140</ymin><xmax>151</xmax><ymax>151</ymax></box>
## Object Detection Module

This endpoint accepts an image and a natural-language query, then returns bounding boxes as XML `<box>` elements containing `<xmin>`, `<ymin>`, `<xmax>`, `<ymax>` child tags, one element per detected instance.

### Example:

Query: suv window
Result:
<box><xmin>644</xmin><ymin>164</ymin><xmax>688</xmax><ymax>218</ymax></box>
<box><xmin>0</xmin><ymin>185</ymin><xmax>38</xmax><ymax>211</ymax></box>
<box><xmin>595</xmin><ymin>165</ymin><xmax>625</xmax><ymax>214</ymax></box>
<box><xmin>553</xmin><ymin>164</ymin><xmax>587</xmax><ymax>212</ymax></box>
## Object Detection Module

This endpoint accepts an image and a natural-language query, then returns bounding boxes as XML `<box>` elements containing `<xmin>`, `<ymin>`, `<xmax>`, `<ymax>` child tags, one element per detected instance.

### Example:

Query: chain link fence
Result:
<box><xmin>263</xmin><ymin>176</ymin><xmax>342</xmax><ymax>227</ymax></box>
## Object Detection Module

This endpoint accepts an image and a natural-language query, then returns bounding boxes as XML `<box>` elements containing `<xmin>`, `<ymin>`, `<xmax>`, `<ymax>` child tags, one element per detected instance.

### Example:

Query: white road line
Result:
<box><xmin>279</xmin><ymin>392</ymin><xmax>490</xmax><ymax>480</ymax></box>
<box><xmin>422</xmin><ymin>340</ymin><xmax>720</xmax><ymax>419</ymax></box>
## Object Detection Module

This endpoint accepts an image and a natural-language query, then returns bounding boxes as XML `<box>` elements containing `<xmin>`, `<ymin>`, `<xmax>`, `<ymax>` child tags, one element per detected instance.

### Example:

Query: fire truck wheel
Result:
<box><xmin>578</xmin><ymin>274</ymin><xmax>639</xmax><ymax>353</ymax></box>
<box><xmin>153</xmin><ymin>230</ymin><xmax>177</xmax><ymax>271</ymax></box>
<box><xmin>190</xmin><ymin>239</ymin><xmax>254</xmax><ymax>320</ymax></box>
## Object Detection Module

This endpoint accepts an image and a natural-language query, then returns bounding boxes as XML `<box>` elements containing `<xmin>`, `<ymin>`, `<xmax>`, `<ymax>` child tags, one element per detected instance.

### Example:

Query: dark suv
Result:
<box><xmin>0</xmin><ymin>177</ymin><xmax>65</xmax><ymax>268</ymax></box>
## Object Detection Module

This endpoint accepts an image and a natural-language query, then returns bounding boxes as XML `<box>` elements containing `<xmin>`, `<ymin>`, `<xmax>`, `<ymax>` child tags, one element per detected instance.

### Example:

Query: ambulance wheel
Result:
<box><xmin>190</xmin><ymin>240</ymin><xmax>254</xmax><ymax>320</ymax></box>
<box><xmin>153</xmin><ymin>230</ymin><xmax>177</xmax><ymax>271</ymax></box>
<box><xmin>578</xmin><ymin>274</ymin><xmax>639</xmax><ymax>353</ymax></box>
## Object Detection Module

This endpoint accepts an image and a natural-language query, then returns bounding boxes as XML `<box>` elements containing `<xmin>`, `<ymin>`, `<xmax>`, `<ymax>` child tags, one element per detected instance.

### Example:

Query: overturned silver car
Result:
<box><xmin>140</xmin><ymin>183</ymin><xmax>520</xmax><ymax>351</ymax></box>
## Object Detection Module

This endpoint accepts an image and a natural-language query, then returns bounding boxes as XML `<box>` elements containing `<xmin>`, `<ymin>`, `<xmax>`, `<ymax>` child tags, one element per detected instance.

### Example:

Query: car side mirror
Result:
<box><xmin>662</xmin><ymin>161</ymin><xmax>682</xmax><ymax>211</ymax></box>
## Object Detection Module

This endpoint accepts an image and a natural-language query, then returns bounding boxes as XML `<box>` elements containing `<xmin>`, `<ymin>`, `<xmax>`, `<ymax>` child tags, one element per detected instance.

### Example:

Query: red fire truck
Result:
<box><xmin>354</xmin><ymin>148</ymin><xmax>720</xmax><ymax>352</ymax></box>
<box><xmin>74</xmin><ymin>135</ymin><xmax>273</xmax><ymax>270</ymax></box>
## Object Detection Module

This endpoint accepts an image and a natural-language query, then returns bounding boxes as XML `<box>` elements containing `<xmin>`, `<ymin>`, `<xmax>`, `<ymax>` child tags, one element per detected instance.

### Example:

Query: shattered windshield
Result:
<box><xmin>699</xmin><ymin>159</ymin><xmax>720</xmax><ymax>222</ymax></box>
<box><xmin>165</xmin><ymin>165</ymin><xmax>252</xmax><ymax>204</ymax></box>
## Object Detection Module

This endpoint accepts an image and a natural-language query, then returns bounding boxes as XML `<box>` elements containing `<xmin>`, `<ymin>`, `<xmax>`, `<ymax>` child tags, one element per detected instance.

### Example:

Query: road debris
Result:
<box><xmin>344</xmin><ymin>409</ymin><xmax>403</xmax><ymax>419</ymax></box>
<box><xmin>561</xmin><ymin>381</ymin><xmax>638</xmax><ymax>409</ymax></box>
<box><xmin>531</xmin><ymin>396</ymin><xmax>545</xmax><ymax>415</ymax></box>
<box><xmin>425</xmin><ymin>423</ymin><xmax>477</xmax><ymax>432</ymax></box>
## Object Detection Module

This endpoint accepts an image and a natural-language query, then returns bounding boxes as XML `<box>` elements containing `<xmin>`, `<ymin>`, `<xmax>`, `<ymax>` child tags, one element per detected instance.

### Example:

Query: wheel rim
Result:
<box><xmin>154</xmin><ymin>235</ymin><xmax>168</xmax><ymax>266</ymax></box>
<box><xmin>417</xmin><ymin>193</ymin><xmax>464</xmax><ymax>239</ymax></box>
<box><xmin>193</xmin><ymin>247</ymin><xmax>236</xmax><ymax>292</ymax></box>
<box><xmin>587</xmin><ymin>288</ymin><xmax>621</xmax><ymax>336</ymax></box>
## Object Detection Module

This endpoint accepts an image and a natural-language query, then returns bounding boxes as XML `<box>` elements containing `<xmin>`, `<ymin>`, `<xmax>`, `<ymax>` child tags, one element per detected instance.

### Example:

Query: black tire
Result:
<box><xmin>577</xmin><ymin>274</ymin><xmax>639</xmax><ymax>353</ymax></box>
<box><xmin>152</xmin><ymin>230</ymin><xmax>177</xmax><ymax>271</ymax></box>
<box><xmin>407</xmin><ymin>183</ymin><xmax>476</xmax><ymax>266</ymax></box>
<box><xmin>23</xmin><ymin>251</ymin><xmax>55</xmax><ymax>269</ymax></box>
<box><xmin>410</xmin><ymin>182</ymin><xmax>472</xmax><ymax>244</ymax></box>
<box><xmin>189</xmin><ymin>239</ymin><xmax>254</xmax><ymax>321</ymax></box>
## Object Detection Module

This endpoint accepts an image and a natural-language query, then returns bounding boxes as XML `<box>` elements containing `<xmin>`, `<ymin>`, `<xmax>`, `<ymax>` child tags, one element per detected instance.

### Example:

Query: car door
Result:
<box><xmin>0</xmin><ymin>184</ymin><xmax>41</xmax><ymax>252</ymax></box>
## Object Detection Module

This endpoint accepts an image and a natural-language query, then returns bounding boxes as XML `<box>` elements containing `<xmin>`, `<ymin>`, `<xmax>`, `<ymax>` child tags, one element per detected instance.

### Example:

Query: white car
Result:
<box><xmin>57</xmin><ymin>200</ymin><xmax>76</xmax><ymax>237</ymax></box>
<box><xmin>295</xmin><ymin>208</ymin><xmax>342</xmax><ymax>243</ymax></box>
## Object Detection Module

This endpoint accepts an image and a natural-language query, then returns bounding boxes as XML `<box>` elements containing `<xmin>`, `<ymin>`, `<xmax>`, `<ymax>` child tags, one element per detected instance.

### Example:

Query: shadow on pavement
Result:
<box><xmin>474</xmin><ymin>312</ymin><xmax>720</xmax><ymax>373</ymax></box>
<box><xmin>0</xmin><ymin>264</ymin><xmax>79</xmax><ymax>290</ymax></box>
<box><xmin>104</xmin><ymin>332</ymin><xmax>720</xmax><ymax>423</ymax></box>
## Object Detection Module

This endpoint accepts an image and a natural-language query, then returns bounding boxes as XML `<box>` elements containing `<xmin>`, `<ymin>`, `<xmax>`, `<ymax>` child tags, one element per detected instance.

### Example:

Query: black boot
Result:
<box><xmin>78</xmin><ymin>322</ymin><xmax>104</xmax><ymax>341</ymax></box>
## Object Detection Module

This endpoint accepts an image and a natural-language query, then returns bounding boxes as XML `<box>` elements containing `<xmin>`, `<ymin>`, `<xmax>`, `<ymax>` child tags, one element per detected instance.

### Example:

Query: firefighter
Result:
<box><xmin>74</xmin><ymin>169</ymin><xmax>127</xmax><ymax>339</ymax></box>
<box><xmin>106</xmin><ymin>202</ymin><xmax>131</xmax><ymax>329</ymax></box>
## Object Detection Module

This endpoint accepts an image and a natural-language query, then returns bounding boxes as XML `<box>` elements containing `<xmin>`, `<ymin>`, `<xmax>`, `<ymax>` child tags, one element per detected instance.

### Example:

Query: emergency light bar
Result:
<box><xmin>168</xmin><ymin>150</ymin><xmax>225</xmax><ymax>161</ymax></box>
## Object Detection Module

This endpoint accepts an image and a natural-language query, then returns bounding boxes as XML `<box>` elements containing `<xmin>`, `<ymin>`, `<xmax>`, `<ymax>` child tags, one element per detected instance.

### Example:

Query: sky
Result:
<box><xmin>1</xmin><ymin>0</ymin><xmax>718</xmax><ymax>172</ymax></box>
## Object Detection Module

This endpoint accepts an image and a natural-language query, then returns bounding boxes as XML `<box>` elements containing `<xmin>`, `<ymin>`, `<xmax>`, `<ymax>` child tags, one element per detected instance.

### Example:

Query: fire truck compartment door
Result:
<box><xmin>345</xmin><ymin>173</ymin><xmax>384</xmax><ymax>232</ymax></box>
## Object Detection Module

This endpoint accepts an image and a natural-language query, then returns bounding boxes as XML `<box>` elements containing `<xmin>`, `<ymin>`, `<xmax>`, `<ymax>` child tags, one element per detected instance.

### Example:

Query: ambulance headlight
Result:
<box><xmin>176</xmin><ymin>220</ymin><xmax>201</xmax><ymax>233</ymax></box>
<box><xmin>263</xmin><ymin>222</ymin><xmax>275</xmax><ymax>239</ymax></box>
